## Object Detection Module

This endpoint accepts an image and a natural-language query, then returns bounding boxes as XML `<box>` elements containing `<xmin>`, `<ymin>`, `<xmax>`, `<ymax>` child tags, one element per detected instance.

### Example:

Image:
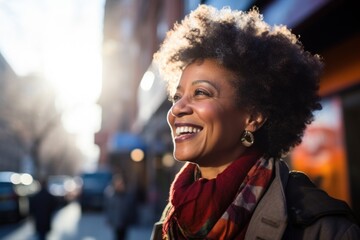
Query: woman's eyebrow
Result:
<box><xmin>192</xmin><ymin>79</ymin><xmax>219</xmax><ymax>91</ymax></box>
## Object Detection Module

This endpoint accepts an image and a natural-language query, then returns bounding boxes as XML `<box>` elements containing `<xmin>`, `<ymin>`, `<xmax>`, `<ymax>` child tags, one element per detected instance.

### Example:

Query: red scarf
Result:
<box><xmin>163</xmin><ymin>149</ymin><xmax>274</xmax><ymax>239</ymax></box>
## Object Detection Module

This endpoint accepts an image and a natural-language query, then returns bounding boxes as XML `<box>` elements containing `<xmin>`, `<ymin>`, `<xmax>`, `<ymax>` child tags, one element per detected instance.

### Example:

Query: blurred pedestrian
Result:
<box><xmin>105</xmin><ymin>173</ymin><xmax>135</xmax><ymax>240</ymax></box>
<box><xmin>151</xmin><ymin>4</ymin><xmax>360</xmax><ymax>240</ymax></box>
<box><xmin>29</xmin><ymin>178</ymin><xmax>58</xmax><ymax>240</ymax></box>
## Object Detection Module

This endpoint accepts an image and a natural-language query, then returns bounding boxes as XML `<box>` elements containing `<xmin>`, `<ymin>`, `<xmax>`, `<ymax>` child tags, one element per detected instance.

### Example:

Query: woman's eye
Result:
<box><xmin>194</xmin><ymin>89</ymin><xmax>210</xmax><ymax>96</ymax></box>
<box><xmin>172</xmin><ymin>94</ymin><xmax>181</xmax><ymax>103</ymax></box>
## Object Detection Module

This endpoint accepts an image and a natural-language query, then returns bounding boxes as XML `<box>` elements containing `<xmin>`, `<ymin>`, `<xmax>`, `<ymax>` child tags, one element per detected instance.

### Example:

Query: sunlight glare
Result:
<box><xmin>62</xmin><ymin>104</ymin><xmax>101</xmax><ymax>134</ymax></box>
<box><xmin>0</xmin><ymin>0</ymin><xmax>106</xmax><ymax>161</ymax></box>
<box><xmin>140</xmin><ymin>71</ymin><xmax>155</xmax><ymax>91</ymax></box>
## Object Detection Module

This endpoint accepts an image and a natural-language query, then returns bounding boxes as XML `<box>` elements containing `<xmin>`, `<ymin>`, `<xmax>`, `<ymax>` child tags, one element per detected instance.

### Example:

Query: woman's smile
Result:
<box><xmin>174</xmin><ymin>123</ymin><xmax>203</xmax><ymax>142</ymax></box>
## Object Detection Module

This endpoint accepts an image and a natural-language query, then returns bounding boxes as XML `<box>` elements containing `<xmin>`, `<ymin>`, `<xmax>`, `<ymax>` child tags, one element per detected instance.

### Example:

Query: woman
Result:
<box><xmin>104</xmin><ymin>174</ymin><xmax>134</xmax><ymax>240</ymax></box>
<box><xmin>151</xmin><ymin>5</ymin><xmax>360</xmax><ymax>240</ymax></box>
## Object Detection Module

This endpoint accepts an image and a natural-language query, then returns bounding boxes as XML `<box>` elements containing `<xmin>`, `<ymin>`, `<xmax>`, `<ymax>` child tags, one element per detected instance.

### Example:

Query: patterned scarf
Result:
<box><xmin>162</xmin><ymin>149</ymin><xmax>274</xmax><ymax>239</ymax></box>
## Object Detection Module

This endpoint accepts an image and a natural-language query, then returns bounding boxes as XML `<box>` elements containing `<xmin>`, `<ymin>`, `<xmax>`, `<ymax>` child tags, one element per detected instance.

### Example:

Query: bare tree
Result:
<box><xmin>0</xmin><ymin>71</ymin><xmax>83</xmax><ymax>177</ymax></box>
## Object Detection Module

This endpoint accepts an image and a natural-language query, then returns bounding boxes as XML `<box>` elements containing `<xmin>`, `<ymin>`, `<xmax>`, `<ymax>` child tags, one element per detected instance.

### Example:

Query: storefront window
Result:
<box><xmin>290</xmin><ymin>97</ymin><xmax>351</xmax><ymax>205</ymax></box>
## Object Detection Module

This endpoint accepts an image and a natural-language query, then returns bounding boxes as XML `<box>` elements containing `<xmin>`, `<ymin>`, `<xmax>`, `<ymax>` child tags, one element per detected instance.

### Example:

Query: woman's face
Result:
<box><xmin>167</xmin><ymin>59</ymin><xmax>250</xmax><ymax>167</ymax></box>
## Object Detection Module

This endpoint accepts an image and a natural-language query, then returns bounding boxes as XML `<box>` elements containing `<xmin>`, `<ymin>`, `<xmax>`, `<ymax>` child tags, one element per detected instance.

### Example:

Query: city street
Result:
<box><xmin>0</xmin><ymin>202</ymin><xmax>152</xmax><ymax>240</ymax></box>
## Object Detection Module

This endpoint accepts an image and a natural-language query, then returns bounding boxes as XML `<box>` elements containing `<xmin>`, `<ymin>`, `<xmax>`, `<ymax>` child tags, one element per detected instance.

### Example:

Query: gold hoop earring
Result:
<box><xmin>241</xmin><ymin>130</ymin><xmax>254</xmax><ymax>147</ymax></box>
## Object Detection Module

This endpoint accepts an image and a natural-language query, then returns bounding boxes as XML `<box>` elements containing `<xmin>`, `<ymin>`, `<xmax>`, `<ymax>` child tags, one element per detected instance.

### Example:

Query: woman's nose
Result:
<box><xmin>170</xmin><ymin>97</ymin><xmax>193</xmax><ymax>117</ymax></box>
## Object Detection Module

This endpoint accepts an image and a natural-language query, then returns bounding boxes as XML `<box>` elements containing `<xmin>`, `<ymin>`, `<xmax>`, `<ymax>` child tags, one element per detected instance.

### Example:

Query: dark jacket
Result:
<box><xmin>29</xmin><ymin>187</ymin><xmax>58</xmax><ymax>234</ymax></box>
<box><xmin>104</xmin><ymin>186</ymin><xmax>135</xmax><ymax>229</ymax></box>
<box><xmin>283</xmin><ymin>170</ymin><xmax>359</xmax><ymax>239</ymax></box>
<box><xmin>151</xmin><ymin>160</ymin><xmax>360</xmax><ymax>239</ymax></box>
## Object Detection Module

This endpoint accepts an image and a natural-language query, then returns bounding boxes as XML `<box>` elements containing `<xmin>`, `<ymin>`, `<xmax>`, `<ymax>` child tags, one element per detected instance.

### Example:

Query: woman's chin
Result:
<box><xmin>174</xmin><ymin>154</ymin><xmax>197</xmax><ymax>163</ymax></box>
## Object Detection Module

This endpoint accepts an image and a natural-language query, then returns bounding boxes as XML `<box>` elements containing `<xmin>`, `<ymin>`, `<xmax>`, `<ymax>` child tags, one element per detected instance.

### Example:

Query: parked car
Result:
<box><xmin>47</xmin><ymin>175</ymin><xmax>82</xmax><ymax>207</ymax></box>
<box><xmin>0</xmin><ymin>172</ymin><xmax>39</xmax><ymax>224</ymax></box>
<box><xmin>78</xmin><ymin>171</ymin><xmax>112</xmax><ymax>211</ymax></box>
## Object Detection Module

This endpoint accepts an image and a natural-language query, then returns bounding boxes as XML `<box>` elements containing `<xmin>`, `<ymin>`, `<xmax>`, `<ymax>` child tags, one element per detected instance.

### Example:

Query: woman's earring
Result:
<box><xmin>241</xmin><ymin>130</ymin><xmax>254</xmax><ymax>147</ymax></box>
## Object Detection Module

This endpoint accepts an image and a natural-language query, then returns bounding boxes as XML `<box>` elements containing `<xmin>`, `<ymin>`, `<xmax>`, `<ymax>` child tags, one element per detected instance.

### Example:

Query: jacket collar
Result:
<box><xmin>286</xmin><ymin>170</ymin><xmax>356</xmax><ymax>226</ymax></box>
<box><xmin>245</xmin><ymin>159</ymin><xmax>289</xmax><ymax>240</ymax></box>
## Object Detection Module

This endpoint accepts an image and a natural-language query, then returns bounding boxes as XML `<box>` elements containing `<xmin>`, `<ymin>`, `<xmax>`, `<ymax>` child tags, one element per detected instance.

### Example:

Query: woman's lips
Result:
<box><xmin>174</xmin><ymin>131</ymin><xmax>199</xmax><ymax>142</ymax></box>
<box><xmin>173</xmin><ymin>124</ymin><xmax>203</xmax><ymax>142</ymax></box>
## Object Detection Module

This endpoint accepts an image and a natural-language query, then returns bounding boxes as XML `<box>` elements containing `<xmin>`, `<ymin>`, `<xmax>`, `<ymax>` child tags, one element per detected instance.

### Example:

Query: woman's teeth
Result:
<box><xmin>175</xmin><ymin>126</ymin><xmax>201</xmax><ymax>136</ymax></box>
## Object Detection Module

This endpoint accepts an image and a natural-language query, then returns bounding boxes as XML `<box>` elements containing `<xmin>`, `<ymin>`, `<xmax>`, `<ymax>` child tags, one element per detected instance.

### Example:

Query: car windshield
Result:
<box><xmin>81</xmin><ymin>173</ymin><xmax>111</xmax><ymax>190</ymax></box>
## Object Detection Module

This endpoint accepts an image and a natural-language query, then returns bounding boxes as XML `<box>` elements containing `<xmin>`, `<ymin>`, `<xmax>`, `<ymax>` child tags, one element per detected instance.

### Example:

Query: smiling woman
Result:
<box><xmin>151</xmin><ymin>4</ymin><xmax>360</xmax><ymax>240</ymax></box>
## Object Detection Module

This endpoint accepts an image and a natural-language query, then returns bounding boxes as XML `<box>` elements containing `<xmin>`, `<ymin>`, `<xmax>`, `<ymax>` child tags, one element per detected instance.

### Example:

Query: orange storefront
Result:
<box><xmin>290</xmin><ymin>34</ymin><xmax>360</xmax><ymax>217</ymax></box>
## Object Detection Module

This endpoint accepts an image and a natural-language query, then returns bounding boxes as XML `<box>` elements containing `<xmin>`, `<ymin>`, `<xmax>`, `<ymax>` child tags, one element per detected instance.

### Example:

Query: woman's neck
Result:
<box><xmin>198</xmin><ymin>162</ymin><xmax>233</xmax><ymax>179</ymax></box>
<box><xmin>197</xmin><ymin>147</ymin><xmax>261</xmax><ymax>179</ymax></box>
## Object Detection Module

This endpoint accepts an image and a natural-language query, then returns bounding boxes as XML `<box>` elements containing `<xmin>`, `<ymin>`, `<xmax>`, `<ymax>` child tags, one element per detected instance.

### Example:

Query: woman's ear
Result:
<box><xmin>245</xmin><ymin>112</ymin><xmax>267</xmax><ymax>132</ymax></box>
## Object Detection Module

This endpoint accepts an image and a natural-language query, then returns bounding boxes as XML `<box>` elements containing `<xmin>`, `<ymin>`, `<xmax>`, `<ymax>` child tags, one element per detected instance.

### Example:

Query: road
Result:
<box><xmin>0</xmin><ymin>202</ymin><xmax>153</xmax><ymax>240</ymax></box>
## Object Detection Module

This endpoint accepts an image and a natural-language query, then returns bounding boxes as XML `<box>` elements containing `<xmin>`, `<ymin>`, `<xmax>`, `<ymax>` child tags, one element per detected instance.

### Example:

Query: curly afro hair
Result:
<box><xmin>154</xmin><ymin>5</ymin><xmax>323</xmax><ymax>158</ymax></box>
